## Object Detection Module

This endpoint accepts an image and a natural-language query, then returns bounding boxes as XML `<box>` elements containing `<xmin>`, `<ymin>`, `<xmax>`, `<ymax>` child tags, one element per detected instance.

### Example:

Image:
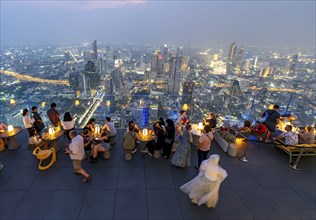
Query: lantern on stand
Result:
<box><xmin>75</xmin><ymin>99</ymin><xmax>80</xmax><ymax>106</ymax></box>
<box><xmin>182</xmin><ymin>104</ymin><xmax>188</xmax><ymax>111</ymax></box>
<box><xmin>198</xmin><ymin>122</ymin><xmax>203</xmax><ymax>134</ymax></box>
<box><xmin>7</xmin><ymin>125</ymin><xmax>14</xmax><ymax>132</ymax></box>
<box><xmin>10</xmin><ymin>98</ymin><xmax>16</xmax><ymax>105</ymax></box>
<box><xmin>48</xmin><ymin>127</ymin><xmax>55</xmax><ymax>137</ymax></box>
<box><xmin>41</xmin><ymin>101</ymin><xmax>46</xmax><ymax>108</ymax></box>
<box><xmin>94</xmin><ymin>125</ymin><xmax>100</xmax><ymax>138</ymax></box>
<box><xmin>143</xmin><ymin>128</ymin><xmax>148</xmax><ymax>136</ymax></box>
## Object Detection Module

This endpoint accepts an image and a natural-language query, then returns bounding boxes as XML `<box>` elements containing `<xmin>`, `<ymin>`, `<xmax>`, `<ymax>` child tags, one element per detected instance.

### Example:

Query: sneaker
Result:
<box><xmin>83</xmin><ymin>176</ymin><xmax>91</xmax><ymax>183</ymax></box>
<box><xmin>132</xmin><ymin>148</ymin><xmax>138</xmax><ymax>154</ymax></box>
<box><xmin>141</xmin><ymin>149</ymin><xmax>149</xmax><ymax>153</ymax></box>
<box><xmin>147</xmin><ymin>152</ymin><xmax>153</xmax><ymax>157</ymax></box>
<box><xmin>0</xmin><ymin>163</ymin><xmax>3</xmax><ymax>171</ymax></box>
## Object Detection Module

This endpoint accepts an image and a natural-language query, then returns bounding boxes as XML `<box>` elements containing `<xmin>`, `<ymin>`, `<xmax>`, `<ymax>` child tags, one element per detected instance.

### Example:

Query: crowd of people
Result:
<box><xmin>1</xmin><ymin>102</ymin><xmax>315</xmax><ymax>208</ymax></box>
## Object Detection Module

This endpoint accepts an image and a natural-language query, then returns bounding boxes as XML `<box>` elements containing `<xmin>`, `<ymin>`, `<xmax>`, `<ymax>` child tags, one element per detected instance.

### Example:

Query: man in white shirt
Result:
<box><xmin>66</xmin><ymin>130</ymin><xmax>91</xmax><ymax>183</ymax></box>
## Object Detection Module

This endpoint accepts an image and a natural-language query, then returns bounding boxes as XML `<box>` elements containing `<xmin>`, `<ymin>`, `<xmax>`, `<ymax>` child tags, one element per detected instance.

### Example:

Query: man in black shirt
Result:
<box><xmin>261</xmin><ymin>105</ymin><xmax>280</xmax><ymax>142</ymax></box>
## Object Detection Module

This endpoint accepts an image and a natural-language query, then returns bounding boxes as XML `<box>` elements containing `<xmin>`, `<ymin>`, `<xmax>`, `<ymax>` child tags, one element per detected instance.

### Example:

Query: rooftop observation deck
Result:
<box><xmin>0</xmin><ymin>129</ymin><xmax>315</xmax><ymax>220</ymax></box>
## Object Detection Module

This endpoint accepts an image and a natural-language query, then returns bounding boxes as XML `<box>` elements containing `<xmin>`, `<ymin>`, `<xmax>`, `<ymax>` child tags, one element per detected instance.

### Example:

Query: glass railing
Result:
<box><xmin>1</xmin><ymin>91</ymin><xmax>315</xmax><ymax>130</ymax></box>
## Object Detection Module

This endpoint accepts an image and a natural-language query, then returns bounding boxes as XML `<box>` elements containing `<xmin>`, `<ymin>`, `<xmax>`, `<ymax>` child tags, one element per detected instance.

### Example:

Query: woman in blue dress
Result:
<box><xmin>171</xmin><ymin>124</ymin><xmax>193</xmax><ymax>168</ymax></box>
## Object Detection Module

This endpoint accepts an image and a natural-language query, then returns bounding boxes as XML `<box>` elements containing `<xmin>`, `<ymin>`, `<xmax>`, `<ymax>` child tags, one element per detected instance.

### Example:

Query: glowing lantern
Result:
<box><xmin>106</xmin><ymin>100</ymin><xmax>110</xmax><ymax>107</ymax></box>
<box><xmin>41</xmin><ymin>101</ymin><xmax>46</xmax><ymax>108</ymax></box>
<box><xmin>182</xmin><ymin>104</ymin><xmax>188</xmax><ymax>111</ymax></box>
<box><xmin>143</xmin><ymin>128</ymin><xmax>148</xmax><ymax>136</ymax></box>
<box><xmin>140</xmin><ymin>99</ymin><xmax>144</xmax><ymax>106</ymax></box>
<box><xmin>76</xmin><ymin>90</ymin><xmax>80</xmax><ymax>96</ymax></box>
<box><xmin>7</xmin><ymin>125</ymin><xmax>14</xmax><ymax>132</ymax></box>
<box><xmin>10</xmin><ymin>98</ymin><xmax>16</xmax><ymax>105</ymax></box>
<box><xmin>48</xmin><ymin>127</ymin><xmax>55</xmax><ymax>136</ymax></box>
<box><xmin>94</xmin><ymin>125</ymin><xmax>100</xmax><ymax>137</ymax></box>
<box><xmin>269</xmin><ymin>104</ymin><xmax>274</xmax><ymax>109</ymax></box>
<box><xmin>75</xmin><ymin>99</ymin><xmax>80</xmax><ymax>106</ymax></box>
<box><xmin>198</xmin><ymin>122</ymin><xmax>203</xmax><ymax>130</ymax></box>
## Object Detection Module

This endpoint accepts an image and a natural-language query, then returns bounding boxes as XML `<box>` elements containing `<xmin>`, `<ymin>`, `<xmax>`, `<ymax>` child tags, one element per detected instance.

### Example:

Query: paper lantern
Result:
<box><xmin>106</xmin><ymin>100</ymin><xmax>111</xmax><ymax>107</ymax></box>
<box><xmin>7</xmin><ymin>125</ymin><xmax>14</xmax><ymax>132</ymax></box>
<box><xmin>75</xmin><ymin>99</ymin><xmax>80</xmax><ymax>106</ymax></box>
<box><xmin>41</xmin><ymin>101</ymin><xmax>46</xmax><ymax>108</ymax></box>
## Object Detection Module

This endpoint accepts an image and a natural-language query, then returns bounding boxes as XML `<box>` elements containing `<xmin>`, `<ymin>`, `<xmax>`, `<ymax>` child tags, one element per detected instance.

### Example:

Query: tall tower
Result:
<box><xmin>92</xmin><ymin>40</ymin><xmax>98</xmax><ymax>62</ymax></box>
<box><xmin>182</xmin><ymin>81</ymin><xmax>194</xmax><ymax>105</ymax></box>
<box><xmin>169</xmin><ymin>58</ymin><xmax>180</xmax><ymax>94</ymax></box>
<box><xmin>163</xmin><ymin>44</ymin><xmax>169</xmax><ymax>63</ymax></box>
<box><xmin>84</xmin><ymin>60</ymin><xmax>100</xmax><ymax>89</ymax></box>
<box><xmin>229</xmin><ymin>80</ymin><xmax>243</xmax><ymax>103</ymax></box>
<box><xmin>227</xmin><ymin>41</ymin><xmax>237</xmax><ymax>64</ymax></box>
<box><xmin>235</xmin><ymin>46</ymin><xmax>244</xmax><ymax>67</ymax></box>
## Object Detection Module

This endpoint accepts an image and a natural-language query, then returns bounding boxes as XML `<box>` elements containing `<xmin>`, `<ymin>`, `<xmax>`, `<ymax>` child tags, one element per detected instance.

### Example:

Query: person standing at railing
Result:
<box><xmin>22</xmin><ymin>108</ymin><xmax>35</xmax><ymax>135</ymax></box>
<box><xmin>47</xmin><ymin>102</ymin><xmax>61</xmax><ymax>126</ymax></box>
<box><xmin>32</xmin><ymin>106</ymin><xmax>44</xmax><ymax>133</ymax></box>
<box><xmin>261</xmin><ymin>104</ymin><xmax>280</xmax><ymax>142</ymax></box>
<box><xmin>204</xmin><ymin>112</ymin><xmax>217</xmax><ymax>131</ymax></box>
<box><xmin>195</xmin><ymin>125</ymin><xmax>213</xmax><ymax>170</ymax></box>
<box><xmin>61</xmin><ymin>112</ymin><xmax>75</xmax><ymax>140</ymax></box>
<box><xmin>176</xmin><ymin>110</ymin><xmax>189</xmax><ymax>126</ymax></box>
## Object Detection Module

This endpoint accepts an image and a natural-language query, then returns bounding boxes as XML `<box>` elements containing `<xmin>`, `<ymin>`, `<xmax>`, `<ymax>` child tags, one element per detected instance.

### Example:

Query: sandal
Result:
<box><xmin>83</xmin><ymin>176</ymin><xmax>91</xmax><ymax>183</ymax></box>
<box><xmin>73</xmin><ymin>170</ymin><xmax>80</xmax><ymax>175</ymax></box>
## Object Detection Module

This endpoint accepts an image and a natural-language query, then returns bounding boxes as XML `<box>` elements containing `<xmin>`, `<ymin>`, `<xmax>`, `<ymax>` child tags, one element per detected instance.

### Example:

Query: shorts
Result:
<box><xmin>72</xmin><ymin>159</ymin><xmax>82</xmax><ymax>171</ymax></box>
<box><xmin>265</xmin><ymin>121</ymin><xmax>276</xmax><ymax>132</ymax></box>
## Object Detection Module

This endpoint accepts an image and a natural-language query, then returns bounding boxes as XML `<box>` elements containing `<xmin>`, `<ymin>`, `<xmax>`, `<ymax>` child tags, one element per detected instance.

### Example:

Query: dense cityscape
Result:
<box><xmin>1</xmin><ymin>41</ymin><xmax>315</xmax><ymax>128</ymax></box>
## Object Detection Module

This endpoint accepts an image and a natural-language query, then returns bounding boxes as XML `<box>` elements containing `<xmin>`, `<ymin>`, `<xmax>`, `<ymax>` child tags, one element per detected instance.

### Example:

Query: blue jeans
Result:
<box><xmin>197</xmin><ymin>149</ymin><xmax>209</xmax><ymax>168</ymax></box>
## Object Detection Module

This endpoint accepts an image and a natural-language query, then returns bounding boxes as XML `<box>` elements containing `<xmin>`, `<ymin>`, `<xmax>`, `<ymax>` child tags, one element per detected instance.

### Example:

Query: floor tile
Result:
<box><xmin>147</xmin><ymin>189</ymin><xmax>182</xmax><ymax>220</ymax></box>
<box><xmin>224</xmin><ymin>166</ymin><xmax>260</xmax><ymax>188</ymax></box>
<box><xmin>30</xmin><ymin>168</ymin><xmax>68</xmax><ymax>190</ymax></box>
<box><xmin>117</xmin><ymin>167</ymin><xmax>145</xmax><ymax>189</ymax></box>
<box><xmin>215</xmin><ymin>189</ymin><xmax>253</xmax><ymax>219</ymax></box>
<box><xmin>114</xmin><ymin>189</ymin><xmax>148</xmax><ymax>220</ymax></box>
<box><xmin>265</xmin><ymin>188</ymin><xmax>316</xmax><ymax>219</ymax></box>
<box><xmin>88</xmin><ymin>167</ymin><xmax>119</xmax><ymax>189</ymax></box>
<box><xmin>245</xmin><ymin>166</ymin><xmax>288</xmax><ymax>188</ymax></box>
<box><xmin>8</xmin><ymin>191</ymin><xmax>55</xmax><ymax>219</ymax></box>
<box><xmin>236</xmin><ymin>188</ymin><xmax>287</xmax><ymax>219</ymax></box>
<box><xmin>0</xmin><ymin>190</ymin><xmax>25</xmax><ymax>219</ymax></box>
<box><xmin>79</xmin><ymin>190</ymin><xmax>116</xmax><ymax>220</ymax></box>
<box><xmin>1</xmin><ymin>167</ymin><xmax>40</xmax><ymax>190</ymax></box>
<box><xmin>44</xmin><ymin>190</ymin><xmax>86</xmax><ymax>219</ymax></box>
<box><xmin>292</xmin><ymin>187</ymin><xmax>316</xmax><ymax>209</ymax></box>
<box><xmin>145</xmin><ymin>167</ymin><xmax>173</xmax><ymax>189</ymax></box>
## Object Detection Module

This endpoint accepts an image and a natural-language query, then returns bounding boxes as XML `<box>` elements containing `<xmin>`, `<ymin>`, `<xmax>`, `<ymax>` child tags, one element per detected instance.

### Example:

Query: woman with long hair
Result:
<box><xmin>162</xmin><ymin>118</ymin><xmax>175</xmax><ymax>159</ymax></box>
<box><xmin>61</xmin><ymin>112</ymin><xmax>75</xmax><ymax>140</ymax></box>
<box><xmin>22</xmin><ymin>108</ymin><xmax>35</xmax><ymax>135</ymax></box>
<box><xmin>170</xmin><ymin>124</ymin><xmax>193</xmax><ymax>168</ymax></box>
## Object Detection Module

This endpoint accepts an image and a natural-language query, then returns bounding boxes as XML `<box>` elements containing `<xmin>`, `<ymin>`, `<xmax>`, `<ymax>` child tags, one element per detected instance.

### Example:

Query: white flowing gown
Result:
<box><xmin>180</xmin><ymin>154</ymin><xmax>227</xmax><ymax>208</ymax></box>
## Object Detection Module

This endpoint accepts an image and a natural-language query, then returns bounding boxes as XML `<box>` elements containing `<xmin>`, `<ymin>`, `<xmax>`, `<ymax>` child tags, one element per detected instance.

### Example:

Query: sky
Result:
<box><xmin>1</xmin><ymin>0</ymin><xmax>315</xmax><ymax>48</ymax></box>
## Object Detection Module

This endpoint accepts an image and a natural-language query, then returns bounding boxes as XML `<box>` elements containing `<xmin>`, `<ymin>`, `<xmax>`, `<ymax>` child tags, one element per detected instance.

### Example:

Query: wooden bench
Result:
<box><xmin>275</xmin><ymin>141</ymin><xmax>316</xmax><ymax>170</ymax></box>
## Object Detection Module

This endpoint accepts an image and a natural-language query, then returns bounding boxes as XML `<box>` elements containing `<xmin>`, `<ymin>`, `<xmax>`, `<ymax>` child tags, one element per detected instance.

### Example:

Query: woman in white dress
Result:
<box><xmin>180</xmin><ymin>154</ymin><xmax>227</xmax><ymax>208</ymax></box>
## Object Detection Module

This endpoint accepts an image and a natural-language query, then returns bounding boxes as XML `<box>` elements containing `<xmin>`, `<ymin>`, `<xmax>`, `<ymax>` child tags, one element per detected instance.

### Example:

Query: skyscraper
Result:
<box><xmin>69</xmin><ymin>72</ymin><xmax>79</xmax><ymax>91</ymax></box>
<box><xmin>290</xmin><ymin>54</ymin><xmax>299</xmax><ymax>72</ymax></box>
<box><xmin>98</xmin><ymin>58</ymin><xmax>106</xmax><ymax>78</ymax></box>
<box><xmin>182</xmin><ymin>81</ymin><xmax>194</xmax><ymax>105</ymax></box>
<box><xmin>163</xmin><ymin>44</ymin><xmax>169</xmax><ymax>63</ymax></box>
<box><xmin>84</xmin><ymin>60</ymin><xmax>100</xmax><ymax>90</ymax></box>
<box><xmin>235</xmin><ymin>46</ymin><xmax>244</xmax><ymax>67</ymax></box>
<box><xmin>169</xmin><ymin>58</ymin><xmax>180</xmax><ymax>94</ymax></box>
<box><xmin>92</xmin><ymin>40</ymin><xmax>98</xmax><ymax>61</ymax></box>
<box><xmin>227</xmin><ymin>41</ymin><xmax>237</xmax><ymax>64</ymax></box>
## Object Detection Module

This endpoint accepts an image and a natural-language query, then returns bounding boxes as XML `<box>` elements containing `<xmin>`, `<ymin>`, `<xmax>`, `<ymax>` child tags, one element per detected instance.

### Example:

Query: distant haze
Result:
<box><xmin>1</xmin><ymin>0</ymin><xmax>315</xmax><ymax>48</ymax></box>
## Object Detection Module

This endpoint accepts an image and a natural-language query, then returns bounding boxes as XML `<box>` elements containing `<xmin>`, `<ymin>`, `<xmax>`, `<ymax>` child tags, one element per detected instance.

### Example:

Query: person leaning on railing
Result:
<box><xmin>61</xmin><ymin>112</ymin><xmax>75</xmax><ymax>140</ymax></box>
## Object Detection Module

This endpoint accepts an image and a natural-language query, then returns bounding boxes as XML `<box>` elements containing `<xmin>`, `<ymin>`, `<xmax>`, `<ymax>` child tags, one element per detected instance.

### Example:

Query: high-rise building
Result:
<box><xmin>92</xmin><ymin>40</ymin><xmax>98</xmax><ymax>61</ymax></box>
<box><xmin>98</xmin><ymin>58</ymin><xmax>106</xmax><ymax>78</ymax></box>
<box><xmin>290</xmin><ymin>54</ymin><xmax>299</xmax><ymax>72</ymax></box>
<box><xmin>111</xmin><ymin>69</ymin><xmax>122</xmax><ymax>93</ymax></box>
<box><xmin>227</xmin><ymin>41</ymin><xmax>237</xmax><ymax>64</ymax></box>
<box><xmin>182</xmin><ymin>81</ymin><xmax>194</xmax><ymax>105</ymax></box>
<box><xmin>84</xmin><ymin>60</ymin><xmax>100</xmax><ymax>90</ymax></box>
<box><xmin>235</xmin><ymin>46</ymin><xmax>244</xmax><ymax>67</ymax></box>
<box><xmin>169</xmin><ymin>58</ymin><xmax>181</xmax><ymax>94</ymax></box>
<box><xmin>69</xmin><ymin>72</ymin><xmax>79</xmax><ymax>91</ymax></box>
<box><xmin>163</xmin><ymin>44</ymin><xmax>169</xmax><ymax>63</ymax></box>
<box><xmin>229</xmin><ymin>80</ymin><xmax>242</xmax><ymax>103</ymax></box>
<box><xmin>181</xmin><ymin>55</ymin><xmax>189</xmax><ymax>71</ymax></box>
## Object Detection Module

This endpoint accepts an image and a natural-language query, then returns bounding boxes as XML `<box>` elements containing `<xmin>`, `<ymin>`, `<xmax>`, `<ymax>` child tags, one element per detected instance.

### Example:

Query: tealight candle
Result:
<box><xmin>48</xmin><ymin>127</ymin><xmax>55</xmax><ymax>135</ymax></box>
<box><xmin>198</xmin><ymin>122</ymin><xmax>203</xmax><ymax>130</ymax></box>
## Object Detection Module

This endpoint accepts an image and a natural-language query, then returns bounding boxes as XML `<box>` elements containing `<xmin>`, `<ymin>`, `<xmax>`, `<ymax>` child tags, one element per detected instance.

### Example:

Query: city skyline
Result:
<box><xmin>1</xmin><ymin>1</ymin><xmax>315</xmax><ymax>48</ymax></box>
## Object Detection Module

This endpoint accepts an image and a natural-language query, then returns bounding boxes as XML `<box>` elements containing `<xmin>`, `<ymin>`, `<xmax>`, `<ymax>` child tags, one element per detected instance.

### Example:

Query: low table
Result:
<box><xmin>0</xmin><ymin>126</ymin><xmax>23</xmax><ymax>150</ymax></box>
<box><xmin>42</xmin><ymin>129</ymin><xmax>64</xmax><ymax>152</ymax></box>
